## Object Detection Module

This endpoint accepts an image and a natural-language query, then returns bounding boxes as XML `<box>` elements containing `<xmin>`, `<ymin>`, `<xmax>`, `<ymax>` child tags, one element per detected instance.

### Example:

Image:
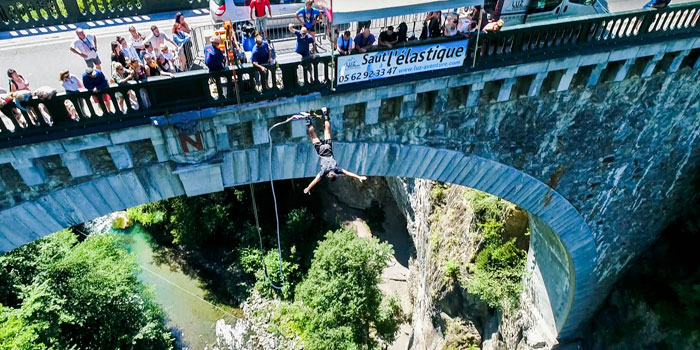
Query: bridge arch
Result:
<box><xmin>0</xmin><ymin>141</ymin><xmax>594</xmax><ymax>342</ymax></box>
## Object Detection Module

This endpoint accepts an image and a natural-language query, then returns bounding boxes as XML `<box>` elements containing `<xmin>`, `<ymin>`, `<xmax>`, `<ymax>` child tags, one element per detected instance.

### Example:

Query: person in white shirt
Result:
<box><xmin>69</xmin><ymin>28</ymin><xmax>102</xmax><ymax>70</ymax></box>
<box><xmin>128</xmin><ymin>25</ymin><xmax>146</xmax><ymax>55</ymax></box>
<box><xmin>118</xmin><ymin>36</ymin><xmax>138</xmax><ymax>61</ymax></box>
<box><xmin>146</xmin><ymin>25</ymin><xmax>177</xmax><ymax>54</ymax></box>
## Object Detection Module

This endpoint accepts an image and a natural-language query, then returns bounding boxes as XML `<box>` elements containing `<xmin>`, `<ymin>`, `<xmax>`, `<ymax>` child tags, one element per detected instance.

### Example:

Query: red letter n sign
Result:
<box><xmin>178</xmin><ymin>132</ymin><xmax>204</xmax><ymax>153</ymax></box>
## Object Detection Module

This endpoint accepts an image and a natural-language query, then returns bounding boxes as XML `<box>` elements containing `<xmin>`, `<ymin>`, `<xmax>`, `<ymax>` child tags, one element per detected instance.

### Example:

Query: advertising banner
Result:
<box><xmin>336</xmin><ymin>39</ymin><xmax>469</xmax><ymax>86</ymax></box>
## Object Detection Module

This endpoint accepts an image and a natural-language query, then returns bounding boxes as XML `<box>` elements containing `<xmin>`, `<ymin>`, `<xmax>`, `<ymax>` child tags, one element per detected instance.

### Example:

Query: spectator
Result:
<box><xmin>397</xmin><ymin>22</ymin><xmax>408</xmax><ymax>43</ymax></box>
<box><xmin>171</xmin><ymin>23</ymin><xmax>191</xmax><ymax>71</ymax></box>
<box><xmin>140</xmin><ymin>42</ymin><xmax>156</xmax><ymax>61</ymax></box>
<box><xmin>289</xmin><ymin>24</ymin><xmax>316</xmax><ymax>60</ymax></box>
<box><xmin>204</xmin><ymin>36</ymin><xmax>226</xmax><ymax>71</ymax></box>
<box><xmin>59</xmin><ymin>70</ymin><xmax>83</xmax><ymax>93</ymax></box>
<box><xmin>111</xmin><ymin>41</ymin><xmax>127</xmax><ymax>67</ymax></box>
<box><xmin>354</xmin><ymin>27</ymin><xmax>375</xmax><ymax>53</ymax></box>
<box><xmin>251</xmin><ymin>35</ymin><xmax>272</xmax><ymax>89</ymax></box>
<box><xmin>118</xmin><ymin>36</ymin><xmax>138</xmax><ymax>61</ymax></box>
<box><xmin>428</xmin><ymin>11</ymin><xmax>442</xmax><ymax>38</ymax></box>
<box><xmin>82</xmin><ymin>67</ymin><xmax>113</xmax><ymax>113</ymax></box>
<box><xmin>7</xmin><ymin>69</ymin><xmax>29</xmax><ymax>92</ymax></box>
<box><xmin>336</xmin><ymin>30</ymin><xmax>353</xmax><ymax>55</ymax></box>
<box><xmin>644</xmin><ymin>0</ymin><xmax>671</xmax><ymax>8</ymax></box>
<box><xmin>147</xmin><ymin>25</ymin><xmax>177</xmax><ymax>54</ymax></box>
<box><xmin>157</xmin><ymin>54</ymin><xmax>176</xmax><ymax>74</ymax></box>
<box><xmin>174</xmin><ymin>12</ymin><xmax>192</xmax><ymax>34</ymax></box>
<box><xmin>444</xmin><ymin>17</ymin><xmax>459</xmax><ymax>37</ymax></box>
<box><xmin>250</xmin><ymin>0</ymin><xmax>272</xmax><ymax>39</ymax></box>
<box><xmin>128</xmin><ymin>25</ymin><xmax>147</xmax><ymax>56</ymax></box>
<box><xmin>128</xmin><ymin>58</ymin><xmax>148</xmax><ymax>81</ymax></box>
<box><xmin>378</xmin><ymin>26</ymin><xmax>399</xmax><ymax>49</ymax></box>
<box><xmin>111</xmin><ymin>62</ymin><xmax>133</xmax><ymax>84</ymax></box>
<box><xmin>142</xmin><ymin>54</ymin><xmax>161</xmax><ymax>77</ymax></box>
<box><xmin>296</xmin><ymin>0</ymin><xmax>320</xmax><ymax>37</ymax></box>
<box><xmin>356</xmin><ymin>20</ymin><xmax>371</xmax><ymax>35</ymax></box>
<box><xmin>70</xmin><ymin>28</ymin><xmax>102</xmax><ymax>70</ymax></box>
<box><xmin>483</xmin><ymin>19</ymin><xmax>504</xmax><ymax>33</ymax></box>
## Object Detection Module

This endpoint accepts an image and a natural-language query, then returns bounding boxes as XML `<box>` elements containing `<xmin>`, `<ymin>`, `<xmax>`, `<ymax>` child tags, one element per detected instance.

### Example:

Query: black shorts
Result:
<box><xmin>313</xmin><ymin>138</ymin><xmax>332</xmax><ymax>155</ymax></box>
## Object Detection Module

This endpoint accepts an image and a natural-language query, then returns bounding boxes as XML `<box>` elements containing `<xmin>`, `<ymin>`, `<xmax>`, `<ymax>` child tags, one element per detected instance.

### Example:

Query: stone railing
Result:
<box><xmin>0</xmin><ymin>0</ymin><xmax>207</xmax><ymax>31</ymax></box>
<box><xmin>0</xmin><ymin>3</ymin><xmax>699</xmax><ymax>150</ymax></box>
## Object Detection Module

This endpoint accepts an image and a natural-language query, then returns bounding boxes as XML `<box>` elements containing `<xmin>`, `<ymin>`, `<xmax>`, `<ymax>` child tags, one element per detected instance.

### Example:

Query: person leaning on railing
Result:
<box><xmin>204</xmin><ymin>36</ymin><xmax>226</xmax><ymax>72</ymax></box>
<box><xmin>82</xmin><ymin>67</ymin><xmax>114</xmax><ymax>114</ymax></box>
<box><xmin>251</xmin><ymin>35</ymin><xmax>273</xmax><ymax>90</ymax></box>
<box><xmin>378</xmin><ymin>26</ymin><xmax>399</xmax><ymax>49</ymax></box>
<box><xmin>354</xmin><ymin>27</ymin><xmax>375</xmax><ymax>53</ymax></box>
<box><xmin>336</xmin><ymin>30</ymin><xmax>353</xmax><ymax>55</ymax></box>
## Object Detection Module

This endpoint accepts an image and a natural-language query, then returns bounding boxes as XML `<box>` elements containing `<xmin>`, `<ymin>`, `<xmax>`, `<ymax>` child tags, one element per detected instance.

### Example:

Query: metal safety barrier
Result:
<box><xmin>0</xmin><ymin>0</ymin><xmax>207</xmax><ymax>31</ymax></box>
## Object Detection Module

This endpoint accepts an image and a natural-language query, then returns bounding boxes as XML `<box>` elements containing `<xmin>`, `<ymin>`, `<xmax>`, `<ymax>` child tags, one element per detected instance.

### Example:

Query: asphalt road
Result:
<box><xmin>0</xmin><ymin>9</ymin><xmax>213</xmax><ymax>90</ymax></box>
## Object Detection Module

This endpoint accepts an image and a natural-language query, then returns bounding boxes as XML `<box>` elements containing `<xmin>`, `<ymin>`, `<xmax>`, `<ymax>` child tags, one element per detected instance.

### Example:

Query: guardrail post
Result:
<box><xmin>528</xmin><ymin>72</ymin><xmax>547</xmax><ymax>97</ymax></box>
<box><xmin>641</xmin><ymin>53</ymin><xmax>665</xmax><ymax>78</ymax></box>
<box><xmin>63</xmin><ymin>0</ymin><xmax>82</xmax><ymax>21</ymax></box>
<box><xmin>107</xmin><ymin>145</ymin><xmax>134</xmax><ymax>170</ymax></box>
<box><xmin>614</xmin><ymin>59</ymin><xmax>634</xmax><ymax>82</ymax></box>
<box><xmin>587</xmin><ymin>63</ymin><xmax>607</xmax><ymax>86</ymax></box>
<box><xmin>497</xmin><ymin>78</ymin><xmax>516</xmax><ymax>102</ymax></box>
<box><xmin>252</xmin><ymin>118</ymin><xmax>269</xmax><ymax>145</ymax></box>
<box><xmin>365</xmin><ymin>99</ymin><xmax>381</xmax><ymax>125</ymax></box>
<box><xmin>60</xmin><ymin>151</ymin><xmax>93</xmax><ymax>178</ymax></box>
<box><xmin>669</xmin><ymin>50</ymin><xmax>691</xmax><ymax>73</ymax></box>
<box><xmin>557</xmin><ymin>67</ymin><xmax>579</xmax><ymax>92</ymax></box>
<box><xmin>11</xmin><ymin>159</ymin><xmax>46</xmax><ymax>186</ymax></box>
<box><xmin>400</xmin><ymin>93</ymin><xmax>417</xmax><ymax>119</ymax></box>
<box><xmin>466</xmin><ymin>82</ymin><xmax>484</xmax><ymax>107</ymax></box>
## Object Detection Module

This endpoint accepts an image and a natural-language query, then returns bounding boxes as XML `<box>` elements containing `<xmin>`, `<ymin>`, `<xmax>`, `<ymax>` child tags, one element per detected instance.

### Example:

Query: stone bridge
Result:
<box><xmin>1</xmin><ymin>4</ymin><xmax>700</xmax><ymax>346</ymax></box>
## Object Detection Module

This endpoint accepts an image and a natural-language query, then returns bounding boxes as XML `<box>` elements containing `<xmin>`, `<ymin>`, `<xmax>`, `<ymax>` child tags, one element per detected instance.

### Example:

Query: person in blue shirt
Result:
<box><xmin>336</xmin><ymin>30</ymin><xmax>353</xmax><ymax>55</ymax></box>
<box><xmin>82</xmin><ymin>67</ymin><xmax>114</xmax><ymax>113</ymax></box>
<box><xmin>643</xmin><ymin>0</ymin><xmax>670</xmax><ymax>8</ymax></box>
<box><xmin>288</xmin><ymin>24</ymin><xmax>316</xmax><ymax>82</ymax></box>
<box><xmin>204</xmin><ymin>36</ymin><xmax>226</xmax><ymax>71</ymax></box>
<box><xmin>295</xmin><ymin>0</ymin><xmax>320</xmax><ymax>37</ymax></box>
<box><xmin>251</xmin><ymin>35</ymin><xmax>272</xmax><ymax>89</ymax></box>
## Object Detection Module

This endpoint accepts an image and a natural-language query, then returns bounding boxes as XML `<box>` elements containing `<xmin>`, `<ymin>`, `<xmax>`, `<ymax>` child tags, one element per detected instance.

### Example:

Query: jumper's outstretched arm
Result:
<box><xmin>342</xmin><ymin>169</ymin><xmax>367</xmax><ymax>182</ymax></box>
<box><xmin>303</xmin><ymin>174</ymin><xmax>322</xmax><ymax>194</ymax></box>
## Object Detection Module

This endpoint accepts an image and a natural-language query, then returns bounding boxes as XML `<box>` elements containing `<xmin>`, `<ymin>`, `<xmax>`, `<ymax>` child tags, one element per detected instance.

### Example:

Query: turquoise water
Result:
<box><xmin>116</xmin><ymin>226</ymin><xmax>239</xmax><ymax>349</ymax></box>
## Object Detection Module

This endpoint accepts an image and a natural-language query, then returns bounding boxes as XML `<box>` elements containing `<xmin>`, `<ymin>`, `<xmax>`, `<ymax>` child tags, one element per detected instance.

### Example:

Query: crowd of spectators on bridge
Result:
<box><xmin>0</xmin><ymin>0</ymin><xmax>508</xmax><ymax>122</ymax></box>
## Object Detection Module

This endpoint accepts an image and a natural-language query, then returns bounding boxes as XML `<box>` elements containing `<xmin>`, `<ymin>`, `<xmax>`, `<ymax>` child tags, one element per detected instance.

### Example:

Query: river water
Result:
<box><xmin>86</xmin><ymin>215</ymin><xmax>238</xmax><ymax>349</ymax></box>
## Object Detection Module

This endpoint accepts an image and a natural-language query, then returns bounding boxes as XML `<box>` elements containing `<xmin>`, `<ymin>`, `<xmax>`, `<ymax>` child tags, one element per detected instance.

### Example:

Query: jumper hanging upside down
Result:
<box><xmin>303</xmin><ymin>109</ymin><xmax>367</xmax><ymax>194</ymax></box>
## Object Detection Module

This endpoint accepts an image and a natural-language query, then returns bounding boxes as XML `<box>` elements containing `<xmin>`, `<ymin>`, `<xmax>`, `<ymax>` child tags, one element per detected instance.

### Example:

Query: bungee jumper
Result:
<box><xmin>302</xmin><ymin>108</ymin><xmax>367</xmax><ymax>194</ymax></box>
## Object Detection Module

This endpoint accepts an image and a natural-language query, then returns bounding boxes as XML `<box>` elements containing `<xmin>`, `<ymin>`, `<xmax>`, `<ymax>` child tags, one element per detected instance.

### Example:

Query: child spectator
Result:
<box><xmin>118</xmin><ymin>36</ymin><xmax>138</xmax><ymax>61</ymax></box>
<box><xmin>378</xmin><ymin>26</ymin><xmax>399</xmax><ymax>49</ymax></box>
<box><xmin>354</xmin><ymin>27</ymin><xmax>375</xmax><ymax>53</ymax></box>
<box><xmin>483</xmin><ymin>19</ymin><xmax>504</xmax><ymax>33</ymax></box>
<box><xmin>128</xmin><ymin>58</ymin><xmax>148</xmax><ymax>81</ymax></box>
<box><xmin>111</xmin><ymin>62</ymin><xmax>133</xmax><ymax>84</ymax></box>
<box><xmin>157</xmin><ymin>54</ymin><xmax>176</xmax><ymax>74</ymax></box>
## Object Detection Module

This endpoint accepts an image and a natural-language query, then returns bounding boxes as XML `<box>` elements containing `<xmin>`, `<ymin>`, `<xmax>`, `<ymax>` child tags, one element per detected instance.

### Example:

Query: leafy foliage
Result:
<box><xmin>0</xmin><ymin>230</ymin><xmax>173</xmax><ymax>350</ymax></box>
<box><xmin>240</xmin><ymin>246</ymin><xmax>299</xmax><ymax>300</ymax></box>
<box><xmin>467</xmin><ymin>219</ymin><xmax>526</xmax><ymax>311</ymax></box>
<box><xmin>280</xmin><ymin>228</ymin><xmax>402</xmax><ymax>350</ymax></box>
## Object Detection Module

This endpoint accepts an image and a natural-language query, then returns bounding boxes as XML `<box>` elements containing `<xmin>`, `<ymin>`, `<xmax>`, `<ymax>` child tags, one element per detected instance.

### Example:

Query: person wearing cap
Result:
<box><xmin>82</xmin><ymin>67</ymin><xmax>113</xmax><ymax>113</ymax></box>
<box><xmin>204</xmin><ymin>36</ymin><xmax>226</xmax><ymax>71</ymax></box>
<box><xmin>70</xmin><ymin>28</ymin><xmax>102</xmax><ymax>70</ymax></box>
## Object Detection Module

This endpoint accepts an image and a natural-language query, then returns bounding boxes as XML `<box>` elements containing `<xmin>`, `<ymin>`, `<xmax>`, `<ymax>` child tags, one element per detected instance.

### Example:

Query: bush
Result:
<box><xmin>468</xmin><ymin>237</ymin><xmax>526</xmax><ymax>311</ymax></box>
<box><xmin>443</xmin><ymin>259</ymin><xmax>460</xmax><ymax>280</ymax></box>
<box><xmin>240</xmin><ymin>246</ymin><xmax>299</xmax><ymax>300</ymax></box>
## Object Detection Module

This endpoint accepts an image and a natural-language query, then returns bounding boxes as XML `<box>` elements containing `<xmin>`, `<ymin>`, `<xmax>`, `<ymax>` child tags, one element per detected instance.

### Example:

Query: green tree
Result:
<box><xmin>0</xmin><ymin>305</ymin><xmax>45</xmax><ymax>350</ymax></box>
<box><xmin>0</xmin><ymin>230</ymin><xmax>174</xmax><ymax>350</ymax></box>
<box><xmin>287</xmin><ymin>228</ymin><xmax>401</xmax><ymax>350</ymax></box>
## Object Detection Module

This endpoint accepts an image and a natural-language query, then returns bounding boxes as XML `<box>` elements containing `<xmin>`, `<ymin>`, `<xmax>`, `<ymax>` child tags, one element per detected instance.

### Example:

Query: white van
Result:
<box><xmin>210</xmin><ymin>0</ymin><xmax>306</xmax><ymax>23</ymax></box>
<box><xmin>500</xmin><ymin>0</ymin><xmax>609</xmax><ymax>25</ymax></box>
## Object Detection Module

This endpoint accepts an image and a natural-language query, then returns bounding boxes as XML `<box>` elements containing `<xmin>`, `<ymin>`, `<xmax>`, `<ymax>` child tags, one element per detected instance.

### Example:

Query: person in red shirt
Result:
<box><xmin>250</xmin><ymin>0</ymin><xmax>272</xmax><ymax>39</ymax></box>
